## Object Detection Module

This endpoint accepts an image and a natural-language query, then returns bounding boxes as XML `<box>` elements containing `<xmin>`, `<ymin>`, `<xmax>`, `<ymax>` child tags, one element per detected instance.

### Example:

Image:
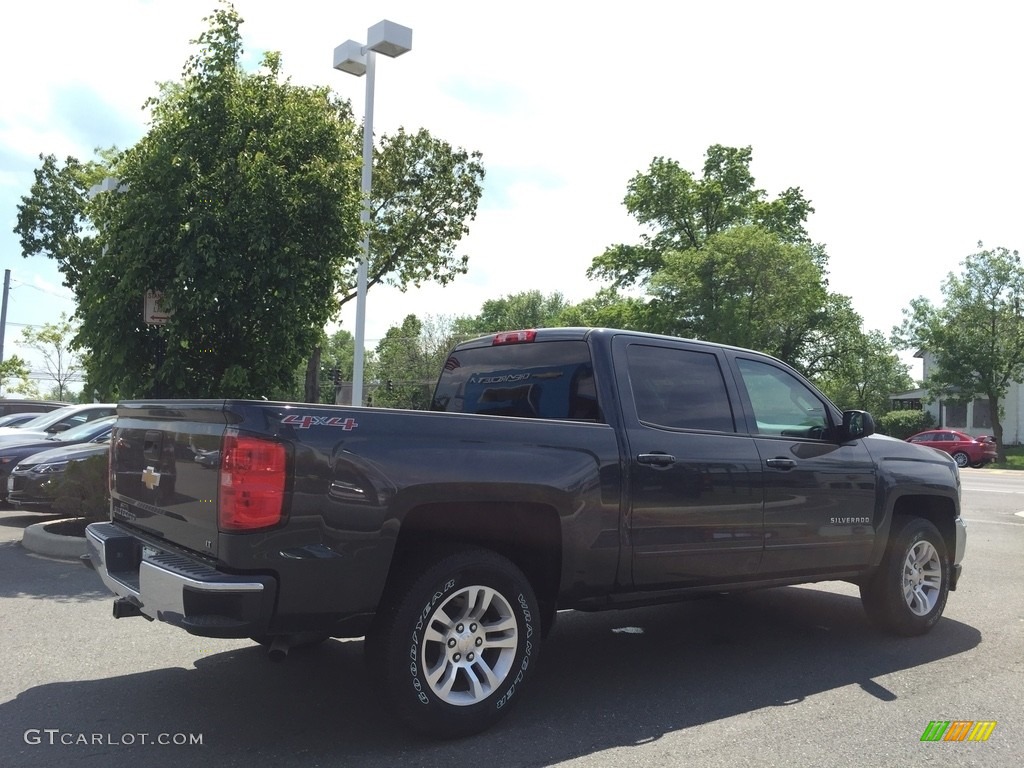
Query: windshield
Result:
<box><xmin>52</xmin><ymin>416</ymin><xmax>116</xmax><ymax>442</ymax></box>
<box><xmin>13</xmin><ymin>407</ymin><xmax>79</xmax><ymax>431</ymax></box>
<box><xmin>14</xmin><ymin>411</ymin><xmax>66</xmax><ymax>430</ymax></box>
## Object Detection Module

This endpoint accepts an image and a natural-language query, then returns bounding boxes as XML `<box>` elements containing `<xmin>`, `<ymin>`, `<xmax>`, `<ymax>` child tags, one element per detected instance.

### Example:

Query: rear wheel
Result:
<box><xmin>366</xmin><ymin>547</ymin><xmax>540</xmax><ymax>738</ymax></box>
<box><xmin>951</xmin><ymin>451</ymin><xmax>970</xmax><ymax>468</ymax></box>
<box><xmin>860</xmin><ymin>516</ymin><xmax>950</xmax><ymax>636</ymax></box>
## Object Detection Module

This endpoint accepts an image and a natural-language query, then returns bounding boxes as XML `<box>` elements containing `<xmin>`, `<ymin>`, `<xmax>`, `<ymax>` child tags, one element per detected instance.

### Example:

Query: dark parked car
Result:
<box><xmin>906</xmin><ymin>429</ymin><xmax>998</xmax><ymax>468</ymax></box>
<box><xmin>7</xmin><ymin>438</ymin><xmax>110</xmax><ymax>510</ymax></box>
<box><xmin>0</xmin><ymin>412</ymin><xmax>46</xmax><ymax>428</ymax></box>
<box><xmin>0</xmin><ymin>399</ymin><xmax>67</xmax><ymax>417</ymax></box>
<box><xmin>0</xmin><ymin>416</ymin><xmax>115</xmax><ymax>502</ymax></box>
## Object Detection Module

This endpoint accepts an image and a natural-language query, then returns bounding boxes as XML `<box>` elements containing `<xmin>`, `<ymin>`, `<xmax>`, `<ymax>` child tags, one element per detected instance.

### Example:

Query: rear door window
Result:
<box><xmin>625</xmin><ymin>344</ymin><xmax>736</xmax><ymax>432</ymax></box>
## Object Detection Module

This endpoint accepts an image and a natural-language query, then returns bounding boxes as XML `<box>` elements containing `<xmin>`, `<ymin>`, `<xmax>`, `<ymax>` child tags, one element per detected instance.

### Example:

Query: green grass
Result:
<box><xmin>993</xmin><ymin>444</ymin><xmax>1024</xmax><ymax>470</ymax></box>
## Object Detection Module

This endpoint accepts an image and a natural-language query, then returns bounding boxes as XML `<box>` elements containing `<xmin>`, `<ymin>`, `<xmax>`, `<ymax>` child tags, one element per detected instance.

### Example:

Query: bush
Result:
<box><xmin>50</xmin><ymin>454</ymin><xmax>109</xmax><ymax>522</ymax></box>
<box><xmin>876</xmin><ymin>409</ymin><xmax>935</xmax><ymax>439</ymax></box>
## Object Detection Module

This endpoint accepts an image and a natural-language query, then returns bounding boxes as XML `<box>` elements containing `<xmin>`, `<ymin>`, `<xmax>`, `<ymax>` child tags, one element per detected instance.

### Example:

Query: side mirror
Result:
<box><xmin>841</xmin><ymin>410</ymin><xmax>875</xmax><ymax>441</ymax></box>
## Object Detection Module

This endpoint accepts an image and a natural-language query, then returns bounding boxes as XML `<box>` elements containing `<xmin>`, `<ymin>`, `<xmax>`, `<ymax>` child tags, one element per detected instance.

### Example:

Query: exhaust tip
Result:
<box><xmin>112</xmin><ymin>597</ymin><xmax>143</xmax><ymax>619</ymax></box>
<box><xmin>267</xmin><ymin>636</ymin><xmax>290</xmax><ymax>662</ymax></box>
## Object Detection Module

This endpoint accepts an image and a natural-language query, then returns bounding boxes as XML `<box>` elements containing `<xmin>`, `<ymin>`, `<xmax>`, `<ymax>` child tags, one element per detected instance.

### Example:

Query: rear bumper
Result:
<box><xmin>85</xmin><ymin>522</ymin><xmax>276</xmax><ymax>638</ymax></box>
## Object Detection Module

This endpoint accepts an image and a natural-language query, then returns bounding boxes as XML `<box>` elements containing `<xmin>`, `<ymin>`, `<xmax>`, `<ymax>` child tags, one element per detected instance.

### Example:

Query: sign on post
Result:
<box><xmin>144</xmin><ymin>291</ymin><xmax>172</xmax><ymax>325</ymax></box>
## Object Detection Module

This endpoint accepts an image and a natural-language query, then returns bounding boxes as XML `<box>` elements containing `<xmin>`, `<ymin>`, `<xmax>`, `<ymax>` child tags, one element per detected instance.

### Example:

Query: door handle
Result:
<box><xmin>637</xmin><ymin>453</ymin><xmax>677</xmax><ymax>467</ymax></box>
<box><xmin>765</xmin><ymin>457</ymin><xmax>797</xmax><ymax>470</ymax></box>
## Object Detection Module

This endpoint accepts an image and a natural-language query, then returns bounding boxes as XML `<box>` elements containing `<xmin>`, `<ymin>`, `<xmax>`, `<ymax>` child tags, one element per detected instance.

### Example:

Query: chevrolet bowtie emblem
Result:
<box><xmin>142</xmin><ymin>466</ymin><xmax>161</xmax><ymax>491</ymax></box>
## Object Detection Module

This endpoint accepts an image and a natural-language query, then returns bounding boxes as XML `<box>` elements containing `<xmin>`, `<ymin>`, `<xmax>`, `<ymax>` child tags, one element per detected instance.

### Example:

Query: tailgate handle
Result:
<box><xmin>143</xmin><ymin>430</ymin><xmax>162</xmax><ymax>463</ymax></box>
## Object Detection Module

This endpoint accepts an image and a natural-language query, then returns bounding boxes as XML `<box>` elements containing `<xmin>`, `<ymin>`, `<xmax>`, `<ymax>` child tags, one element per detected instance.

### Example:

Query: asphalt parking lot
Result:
<box><xmin>0</xmin><ymin>486</ymin><xmax>1020</xmax><ymax>768</ymax></box>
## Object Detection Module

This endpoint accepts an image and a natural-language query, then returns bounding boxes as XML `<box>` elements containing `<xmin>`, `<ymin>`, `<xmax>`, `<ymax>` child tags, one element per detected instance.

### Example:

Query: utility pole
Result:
<box><xmin>0</xmin><ymin>269</ymin><xmax>9</xmax><ymax>396</ymax></box>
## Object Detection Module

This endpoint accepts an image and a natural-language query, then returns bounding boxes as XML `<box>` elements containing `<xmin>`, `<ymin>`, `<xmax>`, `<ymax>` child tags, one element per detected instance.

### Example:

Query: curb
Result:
<box><xmin>22</xmin><ymin>519</ymin><xmax>89</xmax><ymax>560</ymax></box>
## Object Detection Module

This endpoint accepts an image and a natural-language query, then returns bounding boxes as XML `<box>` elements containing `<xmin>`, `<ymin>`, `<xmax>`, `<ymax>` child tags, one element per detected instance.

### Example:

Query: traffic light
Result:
<box><xmin>330</xmin><ymin>367</ymin><xmax>340</xmax><ymax>385</ymax></box>
<box><xmin>386</xmin><ymin>379</ymin><xmax>393</xmax><ymax>392</ymax></box>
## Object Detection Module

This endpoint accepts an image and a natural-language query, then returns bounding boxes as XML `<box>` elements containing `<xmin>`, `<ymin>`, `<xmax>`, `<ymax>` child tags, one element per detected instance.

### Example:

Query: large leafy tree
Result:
<box><xmin>588</xmin><ymin>145</ymin><xmax>814</xmax><ymax>290</ymax></box>
<box><xmin>645</xmin><ymin>224</ymin><xmax>829</xmax><ymax>363</ymax></box>
<box><xmin>586</xmin><ymin>145</ymin><xmax>886</xmax><ymax>379</ymax></box>
<box><xmin>897</xmin><ymin>243</ymin><xmax>1024</xmax><ymax>459</ymax></box>
<box><xmin>16</xmin><ymin>4</ymin><xmax>483</xmax><ymax>400</ymax></box>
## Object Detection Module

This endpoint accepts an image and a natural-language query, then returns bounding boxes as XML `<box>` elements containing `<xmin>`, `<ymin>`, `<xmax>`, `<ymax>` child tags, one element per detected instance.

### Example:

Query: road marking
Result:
<box><xmin>962</xmin><ymin>517</ymin><xmax>1024</xmax><ymax>527</ymax></box>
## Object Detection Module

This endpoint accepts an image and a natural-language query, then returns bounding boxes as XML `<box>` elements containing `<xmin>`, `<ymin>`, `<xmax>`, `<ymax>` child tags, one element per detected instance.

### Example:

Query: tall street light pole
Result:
<box><xmin>334</xmin><ymin>20</ymin><xmax>413</xmax><ymax>407</ymax></box>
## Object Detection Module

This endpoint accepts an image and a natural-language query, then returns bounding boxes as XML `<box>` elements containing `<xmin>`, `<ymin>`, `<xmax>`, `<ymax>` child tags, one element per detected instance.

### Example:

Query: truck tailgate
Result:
<box><xmin>110</xmin><ymin>401</ymin><xmax>229</xmax><ymax>557</ymax></box>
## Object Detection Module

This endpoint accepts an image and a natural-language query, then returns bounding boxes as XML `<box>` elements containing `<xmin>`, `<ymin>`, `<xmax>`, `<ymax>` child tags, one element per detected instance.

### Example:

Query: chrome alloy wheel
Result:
<box><xmin>902</xmin><ymin>539</ymin><xmax>943</xmax><ymax>616</ymax></box>
<box><xmin>420</xmin><ymin>585</ymin><xmax>518</xmax><ymax>706</ymax></box>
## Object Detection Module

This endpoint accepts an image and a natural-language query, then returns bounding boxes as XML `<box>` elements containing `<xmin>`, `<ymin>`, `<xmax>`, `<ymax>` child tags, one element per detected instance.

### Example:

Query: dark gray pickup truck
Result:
<box><xmin>85</xmin><ymin>327</ymin><xmax>966</xmax><ymax>737</ymax></box>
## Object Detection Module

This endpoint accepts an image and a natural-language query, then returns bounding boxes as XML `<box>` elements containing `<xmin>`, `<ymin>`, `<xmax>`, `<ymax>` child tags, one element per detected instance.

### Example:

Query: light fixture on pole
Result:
<box><xmin>334</xmin><ymin>20</ymin><xmax>413</xmax><ymax>407</ymax></box>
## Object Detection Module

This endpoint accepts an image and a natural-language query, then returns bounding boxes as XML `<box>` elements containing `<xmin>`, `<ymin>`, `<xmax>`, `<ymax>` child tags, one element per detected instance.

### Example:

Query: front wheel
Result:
<box><xmin>860</xmin><ymin>516</ymin><xmax>950</xmax><ymax>636</ymax></box>
<box><xmin>366</xmin><ymin>547</ymin><xmax>541</xmax><ymax>738</ymax></box>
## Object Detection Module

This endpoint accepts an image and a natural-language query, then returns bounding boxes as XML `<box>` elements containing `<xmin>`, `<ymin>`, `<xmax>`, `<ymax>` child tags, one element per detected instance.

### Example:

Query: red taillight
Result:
<box><xmin>219</xmin><ymin>430</ymin><xmax>287</xmax><ymax>531</ymax></box>
<box><xmin>492</xmin><ymin>329</ymin><xmax>537</xmax><ymax>345</ymax></box>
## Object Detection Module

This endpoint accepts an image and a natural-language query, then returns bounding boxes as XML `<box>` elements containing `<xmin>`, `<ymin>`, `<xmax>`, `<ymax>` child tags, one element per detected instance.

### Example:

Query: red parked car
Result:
<box><xmin>906</xmin><ymin>429</ymin><xmax>998</xmax><ymax>468</ymax></box>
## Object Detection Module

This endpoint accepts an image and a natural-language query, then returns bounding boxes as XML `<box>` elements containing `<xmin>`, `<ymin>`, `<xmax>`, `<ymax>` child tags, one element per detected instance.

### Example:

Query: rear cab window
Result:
<box><xmin>431</xmin><ymin>340</ymin><xmax>601</xmax><ymax>421</ymax></box>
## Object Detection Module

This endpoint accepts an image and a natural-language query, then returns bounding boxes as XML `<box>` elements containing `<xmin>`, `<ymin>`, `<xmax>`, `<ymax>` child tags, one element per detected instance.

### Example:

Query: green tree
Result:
<box><xmin>587</xmin><ymin>146</ymin><xmax>878</xmax><ymax>386</ymax></box>
<box><xmin>588</xmin><ymin>145</ymin><xmax>814</xmax><ymax>290</ymax></box>
<box><xmin>454</xmin><ymin>290</ymin><xmax>570</xmax><ymax>338</ymax></box>
<box><xmin>897</xmin><ymin>243</ymin><xmax>1024</xmax><ymax>460</ymax></box>
<box><xmin>16</xmin><ymin>4</ymin><xmax>483</xmax><ymax>401</ymax></box>
<box><xmin>318</xmin><ymin>328</ymin><xmax>355</xmax><ymax>405</ymax></box>
<box><xmin>14</xmin><ymin>150</ymin><xmax>115</xmax><ymax>294</ymax></box>
<box><xmin>0</xmin><ymin>355</ymin><xmax>32</xmax><ymax>396</ymax></box>
<box><xmin>646</xmin><ymin>225</ymin><xmax>830</xmax><ymax>365</ymax></box>
<box><xmin>815</xmin><ymin>330</ymin><xmax>914</xmax><ymax>413</ymax></box>
<box><xmin>370</xmin><ymin>314</ymin><xmax>455</xmax><ymax>409</ymax></box>
<box><xmin>556</xmin><ymin>287</ymin><xmax>649</xmax><ymax>330</ymax></box>
<box><xmin>17</xmin><ymin>313</ymin><xmax>81</xmax><ymax>400</ymax></box>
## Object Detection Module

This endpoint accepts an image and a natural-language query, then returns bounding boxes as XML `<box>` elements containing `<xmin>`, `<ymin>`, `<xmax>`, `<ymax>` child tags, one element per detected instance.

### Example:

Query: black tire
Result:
<box><xmin>366</xmin><ymin>547</ymin><xmax>541</xmax><ymax>738</ymax></box>
<box><xmin>951</xmin><ymin>451</ymin><xmax>970</xmax><ymax>468</ymax></box>
<box><xmin>860</xmin><ymin>517</ymin><xmax>950</xmax><ymax>636</ymax></box>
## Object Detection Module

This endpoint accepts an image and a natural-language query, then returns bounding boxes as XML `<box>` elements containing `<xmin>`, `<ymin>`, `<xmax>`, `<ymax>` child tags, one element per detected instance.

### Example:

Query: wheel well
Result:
<box><xmin>891</xmin><ymin>494</ymin><xmax>958</xmax><ymax>556</ymax></box>
<box><xmin>390</xmin><ymin>501</ymin><xmax>562</xmax><ymax>633</ymax></box>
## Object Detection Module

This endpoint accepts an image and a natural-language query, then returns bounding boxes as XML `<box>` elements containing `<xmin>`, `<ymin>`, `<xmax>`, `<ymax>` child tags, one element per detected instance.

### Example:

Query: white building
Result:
<box><xmin>893</xmin><ymin>350</ymin><xmax>1022</xmax><ymax>444</ymax></box>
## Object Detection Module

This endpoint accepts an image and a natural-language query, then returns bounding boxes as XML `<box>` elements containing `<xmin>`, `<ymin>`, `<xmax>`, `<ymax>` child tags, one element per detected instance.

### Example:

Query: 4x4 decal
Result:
<box><xmin>281</xmin><ymin>414</ymin><xmax>358</xmax><ymax>430</ymax></box>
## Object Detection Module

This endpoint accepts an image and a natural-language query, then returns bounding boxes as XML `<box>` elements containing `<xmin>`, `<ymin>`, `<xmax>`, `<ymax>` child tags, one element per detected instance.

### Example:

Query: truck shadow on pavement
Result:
<box><xmin>0</xmin><ymin>585</ymin><xmax>981</xmax><ymax>768</ymax></box>
<box><xmin>0</xmin><ymin>540</ymin><xmax>109</xmax><ymax>603</ymax></box>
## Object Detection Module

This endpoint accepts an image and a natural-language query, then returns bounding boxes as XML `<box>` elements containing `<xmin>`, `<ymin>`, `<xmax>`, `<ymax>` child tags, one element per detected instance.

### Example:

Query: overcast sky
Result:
<box><xmin>2</xmin><ymin>0</ymin><xmax>1022</xmax><ymax>390</ymax></box>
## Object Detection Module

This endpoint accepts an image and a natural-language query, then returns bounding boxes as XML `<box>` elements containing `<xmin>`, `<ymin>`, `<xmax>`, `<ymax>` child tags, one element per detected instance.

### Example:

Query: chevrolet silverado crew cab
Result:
<box><xmin>85</xmin><ymin>327</ymin><xmax>966</xmax><ymax>737</ymax></box>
